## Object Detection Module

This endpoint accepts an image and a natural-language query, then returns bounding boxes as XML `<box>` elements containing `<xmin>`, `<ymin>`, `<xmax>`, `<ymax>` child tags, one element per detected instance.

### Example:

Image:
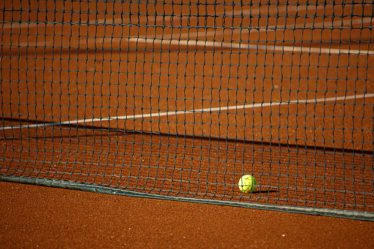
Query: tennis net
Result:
<box><xmin>0</xmin><ymin>0</ymin><xmax>373</xmax><ymax>220</ymax></box>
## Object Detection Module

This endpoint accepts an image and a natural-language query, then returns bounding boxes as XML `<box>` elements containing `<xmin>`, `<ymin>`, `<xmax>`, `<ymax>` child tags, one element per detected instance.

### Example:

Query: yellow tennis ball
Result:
<box><xmin>238</xmin><ymin>174</ymin><xmax>257</xmax><ymax>193</ymax></box>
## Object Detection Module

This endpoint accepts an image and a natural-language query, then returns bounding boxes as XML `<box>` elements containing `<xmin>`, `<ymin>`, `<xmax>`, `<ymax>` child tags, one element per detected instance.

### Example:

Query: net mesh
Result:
<box><xmin>0</xmin><ymin>0</ymin><xmax>373</xmax><ymax>219</ymax></box>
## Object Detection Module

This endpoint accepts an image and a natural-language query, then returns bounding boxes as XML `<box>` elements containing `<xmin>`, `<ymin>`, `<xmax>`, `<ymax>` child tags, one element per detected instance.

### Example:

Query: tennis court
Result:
<box><xmin>0</xmin><ymin>0</ymin><xmax>373</xmax><ymax>220</ymax></box>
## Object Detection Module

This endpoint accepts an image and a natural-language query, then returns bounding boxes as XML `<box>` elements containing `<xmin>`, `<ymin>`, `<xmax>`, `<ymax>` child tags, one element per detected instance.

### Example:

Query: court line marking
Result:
<box><xmin>129</xmin><ymin>37</ymin><xmax>374</xmax><ymax>55</ymax></box>
<box><xmin>161</xmin><ymin>4</ymin><xmax>323</xmax><ymax>39</ymax></box>
<box><xmin>4</xmin><ymin>3</ymin><xmax>372</xmax><ymax>55</ymax></box>
<box><xmin>163</xmin><ymin>17</ymin><xmax>373</xmax><ymax>40</ymax></box>
<box><xmin>1</xmin><ymin>93</ymin><xmax>374</xmax><ymax>131</ymax></box>
<box><xmin>9</xmin><ymin>35</ymin><xmax>374</xmax><ymax>55</ymax></box>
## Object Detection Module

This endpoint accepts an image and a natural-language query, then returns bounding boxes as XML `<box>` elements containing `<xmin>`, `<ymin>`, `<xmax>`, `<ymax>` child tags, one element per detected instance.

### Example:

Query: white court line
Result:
<box><xmin>5</xmin><ymin>3</ymin><xmax>373</xmax><ymax>55</ymax></box>
<box><xmin>129</xmin><ymin>37</ymin><xmax>374</xmax><ymax>55</ymax></box>
<box><xmin>12</xmin><ymin>36</ymin><xmax>374</xmax><ymax>55</ymax></box>
<box><xmin>1</xmin><ymin>93</ymin><xmax>374</xmax><ymax>131</ymax></box>
<box><xmin>165</xmin><ymin>17</ymin><xmax>373</xmax><ymax>40</ymax></box>
<box><xmin>161</xmin><ymin>4</ymin><xmax>325</xmax><ymax>39</ymax></box>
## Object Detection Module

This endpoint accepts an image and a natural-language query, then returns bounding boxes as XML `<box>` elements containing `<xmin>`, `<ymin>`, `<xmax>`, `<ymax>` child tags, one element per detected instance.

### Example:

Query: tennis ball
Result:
<box><xmin>238</xmin><ymin>174</ymin><xmax>257</xmax><ymax>193</ymax></box>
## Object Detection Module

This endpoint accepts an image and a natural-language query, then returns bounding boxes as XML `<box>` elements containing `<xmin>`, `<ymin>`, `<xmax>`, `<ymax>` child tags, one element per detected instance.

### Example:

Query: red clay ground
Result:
<box><xmin>1</xmin><ymin>181</ymin><xmax>373</xmax><ymax>249</ymax></box>
<box><xmin>1</xmin><ymin>2</ymin><xmax>373</xmax><ymax>248</ymax></box>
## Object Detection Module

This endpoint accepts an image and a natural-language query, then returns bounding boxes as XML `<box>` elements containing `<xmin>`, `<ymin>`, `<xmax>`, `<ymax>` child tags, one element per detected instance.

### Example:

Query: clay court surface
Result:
<box><xmin>1</xmin><ymin>181</ymin><xmax>374</xmax><ymax>249</ymax></box>
<box><xmin>0</xmin><ymin>0</ymin><xmax>373</xmax><ymax>247</ymax></box>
